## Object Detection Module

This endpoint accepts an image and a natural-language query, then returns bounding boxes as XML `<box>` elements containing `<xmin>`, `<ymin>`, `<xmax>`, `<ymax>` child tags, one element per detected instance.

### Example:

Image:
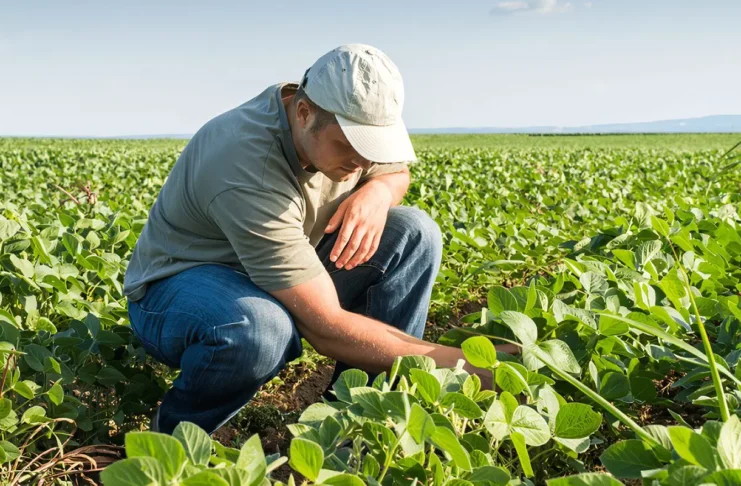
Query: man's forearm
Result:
<box><xmin>363</xmin><ymin>168</ymin><xmax>410</xmax><ymax>207</ymax></box>
<box><xmin>303</xmin><ymin>308</ymin><xmax>502</xmax><ymax>381</ymax></box>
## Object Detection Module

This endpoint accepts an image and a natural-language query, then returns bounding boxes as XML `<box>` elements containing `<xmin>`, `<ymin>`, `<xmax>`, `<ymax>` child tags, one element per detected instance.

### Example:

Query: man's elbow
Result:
<box><xmin>293</xmin><ymin>313</ymin><xmax>340</xmax><ymax>359</ymax></box>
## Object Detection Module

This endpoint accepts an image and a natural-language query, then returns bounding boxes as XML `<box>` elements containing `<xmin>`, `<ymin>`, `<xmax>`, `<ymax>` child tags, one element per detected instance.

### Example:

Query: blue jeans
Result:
<box><xmin>127</xmin><ymin>206</ymin><xmax>443</xmax><ymax>435</ymax></box>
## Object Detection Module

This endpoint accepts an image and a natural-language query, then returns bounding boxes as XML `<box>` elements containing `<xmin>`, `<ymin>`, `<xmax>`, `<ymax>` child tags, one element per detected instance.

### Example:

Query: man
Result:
<box><xmin>124</xmin><ymin>44</ymin><xmax>516</xmax><ymax>435</ymax></box>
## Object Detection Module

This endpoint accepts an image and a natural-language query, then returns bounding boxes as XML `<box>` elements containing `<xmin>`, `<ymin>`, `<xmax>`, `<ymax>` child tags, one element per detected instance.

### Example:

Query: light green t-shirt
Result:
<box><xmin>123</xmin><ymin>83</ymin><xmax>406</xmax><ymax>301</ymax></box>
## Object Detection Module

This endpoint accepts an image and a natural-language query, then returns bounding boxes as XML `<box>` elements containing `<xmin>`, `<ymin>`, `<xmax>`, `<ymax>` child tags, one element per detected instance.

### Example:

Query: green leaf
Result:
<box><xmin>612</xmin><ymin>249</ymin><xmax>635</xmax><ymax>269</ymax></box>
<box><xmin>635</xmin><ymin>240</ymin><xmax>662</xmax><ymax>268</ymax></box>
<box><xmin>99</xmin><ymin>457</ymin><xmax>169</xmax><ymax>486</ymax></box>
<box><xmin>659</xmin><ymin>269</ymin><xmax>689</xmax><ymax>311</ymax></box>
<box><xmin>667</xmin><ymin>465</ymin><xmax>709</xmax><ymax>486</ymax></box>
<box><xmin>462</xmin><ymin>374</ymin><xmax>481</xmax><ymax>399</ymax></box>
<box><xmin>430</xmin><ymin>425</ymin><xmax>472</xmax><ymax>471</ymax></box>
<box><xmin>629</xmin><ymin>376</ymin><xmax>657</xmax><ymax>403</ymax></box>
<box><xmin>289</xmin><ymin>438</ymin><xmax>324</xmax><ymax>482</ymax></box>
<box><xmin>580</xmin><ymin>272</ymin><xmax>609</xmax><ymax>295</ymax></box>
<box><xmin>496</xmin><ymin>362</ymin><xmax>529</xmax><ymax>395</ymax></box>
<box><xmin>350</xmin><ymin>387</ymin><xmax>386</xmax><ymax>420</ymax></box>
<box><xmin>554</xmin><ymin>403</ymin><xmax>602</xmax><ymax>439</ymax></box>
<box><xmin>407</xmin><ymin>403</ymin><xmax>436</xmax><ymax>444</ymax></box>
<box><xmin>298</xmin><ymin>402</ymin><xmax>339</xmax><ymax>427</ymax></box>
<box><xmin>511</xmin><ymin>406</ymin><xmax>550</xmax><ymax>446</ymax></box>
<box><xmin>48</xmin><ymin>381</ymin><xmax>64</xmax><ymax>405</ymax></box>
<box><xmin>23</xmin><ymin>343</ymin><xmax>50</xmax><ymax>372</ymax></box>
<box><xmin>599</xmin><ymin>440</ymin><xmax>663</xmax><ymax>479</ymax></box>
<box><xmin>211</xmin><ymin>468</ymin><xmax>250</xmax><ymax>486</ymax></box>
<box><xmin>382</xmin><ymin>391</ymin><xmax>413</xmax><ymax>423</ymax></box>
<box><xmin>332</xmin><ymin>369</ymin><xmax>368</xmax><ymax>403</ymax></box>
<box><xmin>0</xmin><ymin>217</ymin><xmax>20</xmax><ymax>241</ymax></box>
<box><xmin>319</xmin><ymin>415</ymin><xmax>342</xmax><ymax>449</ymax></box>
<box><xmin>410</xmin><ymin>368</ymin><xmax>442</xmax><ymax>404</ymax></box>
<box><xmin>9</xmin><ymin>254</ymin><xmax>34</xmax><ymax>278</ymax></box>
<box><xmin>599</xmin><ymin>315</ymin><xmax>629</xmax><ymax>337</ymax></box>
<box><xmin>125</xmin><ymin>431</ymin><xmax>187</xmax><ymax>479</ymax></box>
<box><xmin>469</xmin><ymin>465</ymin><xmax>510</xmax><ymax>485</ymax></box>
<box><xmin>546</xmin><ymin>473</ymin><xmax>625</xmax><ymax>485</ymax></box>
<box><xmin>484</xmin><ymin>400</ymin><xmax>510</xmax><ymax>441</ymax></box>
<box><xmin>0</xmin><ymin>399</ymin><xmax>12</xmax><ymax>420</ymax></box>
<box><xmin>511</xmin><ymin>431</ymin><xmax>533</xmax><ymax>478</ymax></box>
<box><xmin>488</xmin><ymin>286</ymin><xmax>520</xmax><ymax>315</ymax></box>
<box><xmin>97</xmin><ymin>366</ymin><xmax>127</xmax><ymax>386</ymax></box>
<box><xmin>462</xmin><ymin>336</ymin><xmax>498</xmax><ymax>369</ymax></box>
<box><xmin>668</xmin><ymin>425</ymin><xmax>720</xmax><ymax>471</ymax></box>
<box><xmin>13</xmin><ymin>380</ymin><xmax>37</xmax><ymax>400</ymax></box>
<box><xmin>390</xmin><ymin>355</ymin><xmax>436</xmax><ymax>383</ymax></box>
<box><xmin>237</xmin><ymin>433</ymin><xmax>267</xmax><ymax>485</ymax></box>
<box><xmin>439</xmin><ymin>392</ymin><xmax>483</xmax><ymax>419</ymax></box>
<box><xmin>599</xmin><ymin>372</ymin><xmax>630</xmax><ymax>400</ymax></box>
<box><xmin>718</xmin><ymin>415</ymin><xmax>741</xmax><ymax>469</ymax></box>
<box><xmin>97</xmin><ymin>330</ymin><xmax>126</xmax><ymax>347</ymax></box>
<box><xmin>181</xmin><ymin>471</ymin><xmax>230</xmax><ymax>486</ymax></box>
<box><xmin>499</xmin><ymin>311</ymin><xmax>537</xmax><ymax>345</ymax></box>
<box><xmin>173</xmin><ymin>421</ymin><xmax>212</xmax><ymax>466</ymax></box>
<box><xmin>322</xmin><ymin>474</ymin><xmax>367</xmax><ymax>486</ymax></box>
<box><xmin>443</xmin><ymin>479</ymin><xmax>474</xmax><ymax>486</ymax></box>
<box><xmin>651</xmin><ymin>216</ymin><xmax>671</xmax><ymax>237</ymax></box>
<box><xmin>702</xmin><ymin>470</ymin><xmax>741</xmax><ymax>486</ymax></box>
<box><xmin>21</xmin><ymin>405</ymin><xmax>46</xmax><ymax>424</ymax></box>
<box><xmin>44</xmin><ymin>356</ymin><xmax>62</xmax><ymax>374</ymax></box>
<box><xmin>362</xmin><ymin>454</ymin><xmax>380</xmax><ymax>478</ymax></box>
<box><xmin>0</xmin><ymin>441</ymin><xmax>20</xmax><ymax>463</ymax></box>
<box><xmin>538</xmin><ymin>339</ymin><xmax>581</xmax><ymax>374</ymax></box>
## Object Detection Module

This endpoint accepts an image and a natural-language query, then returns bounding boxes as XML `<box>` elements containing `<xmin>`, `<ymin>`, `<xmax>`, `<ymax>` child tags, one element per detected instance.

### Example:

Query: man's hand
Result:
<box><xmin>324</xmin><ymin>179</ymin><xmax>394</xmax><ymax>270</ymax></box>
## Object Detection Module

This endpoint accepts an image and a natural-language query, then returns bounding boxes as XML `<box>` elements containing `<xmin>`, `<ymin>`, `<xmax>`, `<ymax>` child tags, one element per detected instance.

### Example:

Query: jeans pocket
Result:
<box><xmin>128</xmin><ymin>302</ymin><xmax>178</xmax><ymax>368</ymax></box>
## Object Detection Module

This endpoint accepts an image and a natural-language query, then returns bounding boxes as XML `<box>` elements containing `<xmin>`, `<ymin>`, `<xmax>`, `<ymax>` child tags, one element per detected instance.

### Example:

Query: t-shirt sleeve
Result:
<box><xmin>207</xmin><ymin>187</ymin><xmax>327</xmax><ymax>292</ymax></box>
<box><xmin>358</xmin><ymin>162</ymin><xmax>408</xmax><ymax>184</ymax></box>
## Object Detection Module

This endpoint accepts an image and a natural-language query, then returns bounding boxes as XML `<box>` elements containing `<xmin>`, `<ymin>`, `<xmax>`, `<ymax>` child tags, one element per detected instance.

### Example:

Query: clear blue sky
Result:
<box><xmin>1</xmin><ymin>0</ymin><xmax>739</xmax><ymax>136</ymax></box>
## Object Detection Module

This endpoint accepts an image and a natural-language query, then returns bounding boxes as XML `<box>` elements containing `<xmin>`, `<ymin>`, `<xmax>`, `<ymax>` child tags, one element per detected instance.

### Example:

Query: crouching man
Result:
<box><xmin>124</xmin><ymin>44</ymin><xmax>517</xmax><ymax>435</ymax></box>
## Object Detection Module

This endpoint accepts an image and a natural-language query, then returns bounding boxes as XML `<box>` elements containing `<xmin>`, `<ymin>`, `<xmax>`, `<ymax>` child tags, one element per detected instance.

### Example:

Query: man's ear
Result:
<box><xmin>295</xmin><ymin>99</ymin><xmax>314</xmax><ymax>129</ymax></box>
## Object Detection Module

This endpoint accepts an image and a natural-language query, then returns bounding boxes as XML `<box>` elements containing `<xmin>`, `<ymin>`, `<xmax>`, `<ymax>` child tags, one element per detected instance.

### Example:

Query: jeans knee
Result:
<box><xmin>387</xmin><ymin>206</ymin><xmax>443</xmax><ymax>264</ymax></box>
<box><xmin>220</xmin><ymin>298</ymin><xmax>302</xmax><ymax>385</ymax></box>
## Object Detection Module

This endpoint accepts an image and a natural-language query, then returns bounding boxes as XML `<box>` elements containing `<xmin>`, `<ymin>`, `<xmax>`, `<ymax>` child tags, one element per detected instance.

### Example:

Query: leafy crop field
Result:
<box><xmin>0</xmin><ymin>134</ymin><xmax>740</xmax><ymax>485</ymax></box>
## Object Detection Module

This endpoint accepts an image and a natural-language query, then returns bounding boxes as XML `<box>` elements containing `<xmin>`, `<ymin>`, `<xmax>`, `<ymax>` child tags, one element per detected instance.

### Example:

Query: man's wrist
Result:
<box><xmin>362</xmin><ymin>178</ymin><xmax>394</xmax><ymax>207</ymax></box>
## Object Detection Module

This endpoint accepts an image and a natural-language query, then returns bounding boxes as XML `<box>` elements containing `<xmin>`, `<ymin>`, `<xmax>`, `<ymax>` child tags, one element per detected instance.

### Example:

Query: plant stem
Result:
<box><xmin>665</xmin><ymin>235</ymin><xmax>730</xmax><ymax>422</ymax></box>
<box><xmin>607</xmin><ymin>313</ymin><xmax>740</xmax><ymax>384</ymax></box>
<box><xmin>680</xmin><ymin>267</ymin><xmax>730</xmax><ymax>421</ymax></box>
<box><xmin>529</xmin><ymin>448</ymin><xmax>554</xmax><ymax>466</ymax></box>
<box><xmin>531</xmin><ymin>346</ymin><xmax>658</xmax><ymax>447</ymax></box>
<box><xmin>377</xmin><ymin>432</ymin><xmax>404</xmax><ymax>482</ymax></box>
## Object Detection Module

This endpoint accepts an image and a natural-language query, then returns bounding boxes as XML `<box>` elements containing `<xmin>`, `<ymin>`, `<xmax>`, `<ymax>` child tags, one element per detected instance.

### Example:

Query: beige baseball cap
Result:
<box><xmin>299</xmin><ymin>44</ymin><xmax>417</xmax><ymax>164</ymax></box>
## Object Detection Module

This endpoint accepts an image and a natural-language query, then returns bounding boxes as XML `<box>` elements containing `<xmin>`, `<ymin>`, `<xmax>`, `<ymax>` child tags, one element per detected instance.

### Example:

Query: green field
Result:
<box><xmin>0</xmin><ymin>135</ymin><xmax>740</xmax><ymax>484</ymax></box>
<box><xmin>3</xmin><ymin>132</ymin><xmax>740</xmax><ymax>151</ymax></box>
<box><xmin>412</xmin><ymin>133</ymin><xmax>741</xmax><ymax>151</ymax></box>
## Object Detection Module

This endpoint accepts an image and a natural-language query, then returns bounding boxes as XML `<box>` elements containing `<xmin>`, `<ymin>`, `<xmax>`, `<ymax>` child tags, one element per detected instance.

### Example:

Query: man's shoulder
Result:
<box><xmin>177</xmin><ymin>84</ymin><xmax>300</xmax><ymax>202</ymax></box>
<box><xmin>197</xmin><ymin>84</ymin><xmax>283</xmax><ymax>145</ymax></box>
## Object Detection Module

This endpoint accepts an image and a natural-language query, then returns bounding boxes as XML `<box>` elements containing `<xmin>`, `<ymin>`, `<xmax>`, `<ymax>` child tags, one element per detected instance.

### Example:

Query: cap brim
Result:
<box><xmin>336</xmin><ymin>114</ymin><xmax>417</xmax><ymax>164</ymax></box>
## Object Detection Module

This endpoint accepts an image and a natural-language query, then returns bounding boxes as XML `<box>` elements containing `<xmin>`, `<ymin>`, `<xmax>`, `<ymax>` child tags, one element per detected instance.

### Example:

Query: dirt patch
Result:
<box><xmin>254</xmin><ymin>362</ymin><xmax>335</xmax><ymax>413</ymax></box>
<box><xmin>212</xmin><ymin>360</ymin><xmax>335</xmax><ymax>483</ymax></box>
<box><xmin>425</xmin><ymin>296</ymin><xmax>487</xmax><ymax>343</ymax></box>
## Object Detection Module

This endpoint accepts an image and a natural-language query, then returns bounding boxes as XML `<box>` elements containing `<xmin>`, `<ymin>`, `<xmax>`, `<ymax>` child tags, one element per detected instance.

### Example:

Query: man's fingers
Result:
<box><xmin>331</xmin><ymin>221</ymin><xmax>355</xmax><ymax>263</ymax></box>
<box><xmin>345</xmin><ymin>233</ymin><xmax>375</xmax><ymax>270</ymax></box>
<box><xmin>335</xmin><ymin>229</ymin><xmax>365</xmax><ymax>269</ymax></box>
